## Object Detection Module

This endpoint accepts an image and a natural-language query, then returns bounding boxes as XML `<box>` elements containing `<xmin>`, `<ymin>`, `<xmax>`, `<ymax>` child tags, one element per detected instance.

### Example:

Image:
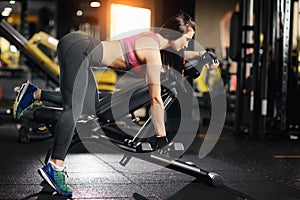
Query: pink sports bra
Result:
<box><xmin>120</xmin><ymin>32</ymin><xmax>160</xmax><ymax>76</ymax></box>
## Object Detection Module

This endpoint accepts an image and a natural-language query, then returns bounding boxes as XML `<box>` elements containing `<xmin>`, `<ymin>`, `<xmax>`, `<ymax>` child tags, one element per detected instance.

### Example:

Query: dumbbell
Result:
<box><xmin>124</xmin><ymin>139</ymin><xmax>153</xmax><ymax>152</ymax></box>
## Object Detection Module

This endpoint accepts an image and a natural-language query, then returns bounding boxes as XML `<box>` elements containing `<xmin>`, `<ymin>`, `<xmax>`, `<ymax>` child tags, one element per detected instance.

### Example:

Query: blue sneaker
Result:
<box><xmin>13</xmin><ymin>81</ymin><xmax>37</xmax><ymax>119</ymax></box>
<box><xmin>38</xmin><ymin>163</ymin><xmax>73</xmax><ymax>196</ymax></box>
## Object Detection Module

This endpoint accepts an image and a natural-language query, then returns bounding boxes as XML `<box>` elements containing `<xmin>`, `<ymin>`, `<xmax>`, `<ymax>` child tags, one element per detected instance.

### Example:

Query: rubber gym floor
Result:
<box><xmin>0</xmin><ymin>121</ymin><xmax>299</xmax><ymax>200</ymax></box>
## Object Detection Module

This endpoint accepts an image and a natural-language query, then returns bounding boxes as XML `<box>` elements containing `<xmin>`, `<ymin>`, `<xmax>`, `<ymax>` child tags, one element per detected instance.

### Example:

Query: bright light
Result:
<box><xmin>90</xmin><ymin>1</ymin><xmax>101</xmax><ymax>8</ymax></box>
<box><xmin>2</xmin><ymin>7</ymin><xmax>12</xmax><ymax>17</ymax></box>
<box><xmin>9</xmin><ymin>1</ymin><xmax>15</xmax><ymax>5</ymax></box>
<box><xmin>76</xmin><ymin>10</ymin><xmax>83</xmax><ymax>16</ymax></box>
<box><xmin>10</xmin><ymin>45</ymin><xmax>17</xmax><ymax>53</ymax></box>
<box><xmin>110</xmin><ymin>4</ymin><xmax>151</xmax><ymax>39</ymax></box>
<box><xmin>48</xmin><ymin>37</ymin><xmax>59</xmax><ymax>47</ymax></box>
<box><xmin>2</xmin><ymin>11</ymin><xmax>10</xmax><ymax>17</ymax></box>
<box><xmin>4</xmin><ymin>7</ymin><xmax>12</xmax><ymax>12</ymax></box>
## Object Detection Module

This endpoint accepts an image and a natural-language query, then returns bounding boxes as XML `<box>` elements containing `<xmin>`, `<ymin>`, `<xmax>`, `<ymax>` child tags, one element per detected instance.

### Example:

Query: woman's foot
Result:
<box><xmin>13</xmin><ymin>81</ymin><xmax>37</xmax><ymax>119</ymax></box>
<box><xmin>38</xmin><ymin>162</ymin><xmax>73</xmax><ymax>196</ymax></box>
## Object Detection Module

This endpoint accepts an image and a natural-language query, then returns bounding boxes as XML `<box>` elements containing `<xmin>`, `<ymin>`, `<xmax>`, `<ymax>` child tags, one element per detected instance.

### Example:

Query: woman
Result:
<box><xmin>13</xmin><ymin>12</ymin><xmax>219</xmax><ymax>196</ymax></box>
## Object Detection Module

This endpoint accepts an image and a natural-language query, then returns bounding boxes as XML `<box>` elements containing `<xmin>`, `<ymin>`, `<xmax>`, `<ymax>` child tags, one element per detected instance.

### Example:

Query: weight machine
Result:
<box><xmin>227</xmin><ymin>0</ymin><xmax>300</xmax><ymax>139</ymax></box>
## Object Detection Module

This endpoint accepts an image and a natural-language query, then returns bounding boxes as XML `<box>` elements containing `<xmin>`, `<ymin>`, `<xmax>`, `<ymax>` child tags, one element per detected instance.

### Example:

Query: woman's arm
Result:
<box><xmin>136</xmin><ymin>39</ymin><xmax>166</xmax><ymax>137</ymax></box>
<box><xmin>148</xmin><ymin>83</ymin><xmax>166</xmax><ymax>137</ymax></box>
<box><xmin>184</xmin><ymin>50</ymin><xmax>219</xmax><ymax>70</ymax></box>
<box><xmin>183</xmin><ymin>50</ymin><xmax>206</xmax><ymax>61</ymax></box>
<box><xmin>145</xmin><ymin>51</ymin><xmax>166</xmax><ymax>137</ymax></box>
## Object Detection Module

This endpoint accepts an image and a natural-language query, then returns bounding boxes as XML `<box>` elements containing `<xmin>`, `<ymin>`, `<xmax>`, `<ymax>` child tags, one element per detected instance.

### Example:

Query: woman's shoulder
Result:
<box><xmin>136</xmin><ymin>32</ymin><xmax>159</xmax><ymax>45</ymax></box>
<box><xmin>136</xmin><ymin>36</ymin><xmax>159</xmax><ymax>50</ymax></box>
<box><xmin>139</xmin><ymin>31</ymin><xmax>156</xmax><ymax>35</ymax></box>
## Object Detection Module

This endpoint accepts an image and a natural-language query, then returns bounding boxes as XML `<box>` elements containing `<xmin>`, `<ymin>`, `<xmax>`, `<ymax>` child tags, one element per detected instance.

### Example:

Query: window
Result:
<box><xmin>110</xmin><ymin>3</ymin><xmax>151</xmax><ymax>39</ymax></box>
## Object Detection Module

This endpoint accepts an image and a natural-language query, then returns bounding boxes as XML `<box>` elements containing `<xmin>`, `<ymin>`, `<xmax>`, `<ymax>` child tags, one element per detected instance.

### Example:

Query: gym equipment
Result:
<box><xmin>224</xmin><ymin>0</ymin><xmax>300</xmax><ymax>139</ymax></box>
<box><xmin>33</xmin><ymin>55</ymin><xmax>224</xmax><ymax>188</ymax></box>
<box><xmin>0</xmin><ymin>20</ymin><xmax>117</xmax><ymax>91</ymax></box>
<box><xmin>0</xmin><ymin>19</ymin><xmax>59</xmax><ymax>86</ymax></box>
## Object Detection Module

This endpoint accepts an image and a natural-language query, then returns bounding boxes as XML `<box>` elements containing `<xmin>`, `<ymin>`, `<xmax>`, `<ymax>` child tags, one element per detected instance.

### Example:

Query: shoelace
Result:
<box><xmin>54</xmin><ymin>168</ymin><xmax>71</xmax><ymax>191</ymax></box>
<box><xmin>63</xmin><ymin>167</ymin><xmax>69</xmax><ymax>178</ymax></box>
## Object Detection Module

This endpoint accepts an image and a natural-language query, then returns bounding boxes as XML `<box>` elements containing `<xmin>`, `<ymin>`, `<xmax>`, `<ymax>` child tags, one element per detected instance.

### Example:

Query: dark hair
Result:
<box><xmin>159</xmin><ymin>12</ymin><xmax>196</xmax><ymax>40</ymax></box>
<box><xmin>159</xmin><ymin>12</ymin><xmax>195</xmax><ymax>74</ymax></box>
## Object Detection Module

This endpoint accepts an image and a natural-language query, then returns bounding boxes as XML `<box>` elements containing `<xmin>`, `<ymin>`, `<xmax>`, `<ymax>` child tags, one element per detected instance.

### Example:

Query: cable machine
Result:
<box><xmin>231</xmin><ymin>0</ymin><xmax>299</xmax><ymax>139</ymax></box>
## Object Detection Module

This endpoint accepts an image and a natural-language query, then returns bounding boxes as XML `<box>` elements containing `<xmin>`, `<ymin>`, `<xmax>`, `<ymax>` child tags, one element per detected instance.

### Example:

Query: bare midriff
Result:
<box><xmin>101</xmin><ymin>40</ymin><xmax>127</xmax><ymax>70</ymax></box>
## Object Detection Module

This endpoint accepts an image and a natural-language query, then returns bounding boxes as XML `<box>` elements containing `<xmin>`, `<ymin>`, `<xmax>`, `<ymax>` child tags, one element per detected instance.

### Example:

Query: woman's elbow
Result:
<box><xmin>150</xmin><ymin>95</ymin><xmax>163</xmax><ymax>105</ymax></box>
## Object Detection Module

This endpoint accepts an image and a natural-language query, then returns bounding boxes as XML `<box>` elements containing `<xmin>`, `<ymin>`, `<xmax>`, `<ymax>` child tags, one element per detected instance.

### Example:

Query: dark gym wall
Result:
<box><xmin>56</xmin><ymin>0</ymin><xmax>101</xmax><ymax>39</ymax></box>
<box><xmin>56</xmin><ymin>0</ymin><xmax>195</xmax><ymax>40</ymax></box>
<box><xmin>56</xmin><ymin>0</ymin><xmax>236</xmax><ymax>57</ymax></box>
<box><xmin>195</xmin><ymin>0</ymin><xmax>237</xmax><ymax>57</ymax></box>
<box><xmin>156</xmin><ymin>0</ymin><xmax>195</xmax><ymax>25</ymax></box>
<box><xmin>56</xmin><ymin>0</ymin><xmax>74</xmax><ymax>39</ymax></box>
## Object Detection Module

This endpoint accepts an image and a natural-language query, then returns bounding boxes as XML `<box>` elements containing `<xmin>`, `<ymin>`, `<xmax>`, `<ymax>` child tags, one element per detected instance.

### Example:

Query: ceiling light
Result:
<box><xmin>2</xmin><ymin>11</ymin><xmax>10</xmax><ymax>17</ymax></box>
<box><xmin>4</xmin><ymin>7</ymin><xmax>12</xmax><ymax>12</ymax></box>
<box><xmin>2</xmin><ymin>7</ymin><xmax>12</xmax><ymax>17</ymax></box>
<box><xmin>90</xmin><ymin>1</ymin><xmax>101</xmax><ymax>8</ymax></box>
<box><xmin>76</xmin><ymin>10</ymin><xmax>83</xmax><ymax>16</ymax></box>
